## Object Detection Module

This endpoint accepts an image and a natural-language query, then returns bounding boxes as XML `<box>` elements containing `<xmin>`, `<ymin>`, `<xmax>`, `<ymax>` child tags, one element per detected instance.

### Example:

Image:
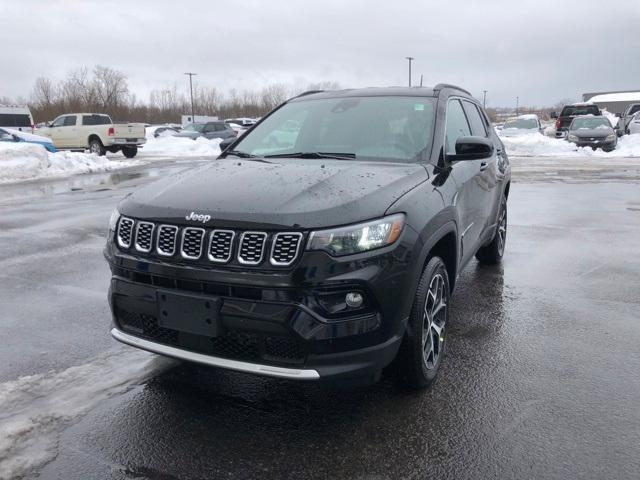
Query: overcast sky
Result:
<box><xmin>2</xmin><ymin>0</ymin><xmax>639</xmax><ymax>107</ymax></box>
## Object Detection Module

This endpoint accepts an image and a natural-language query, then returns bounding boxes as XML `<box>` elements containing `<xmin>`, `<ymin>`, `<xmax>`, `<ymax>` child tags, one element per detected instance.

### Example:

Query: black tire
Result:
<box><xmin>122</xmin><ymin>146</ymin><xmax>138</xmax><ymax>158</ymax></box>
<box><xmin>476</xmin><ymin>196</ymin><xmax>507</xmax><ymax>265</ymax></box>
<box><xmin>397</xmin><ymin>256</ymin><xmax>450</xmax><ymax>389</ymax></box>
<box><xmin>89</xmin><ymin>139</ymin><xmax>106</xmax><ymax>156</ymax></box>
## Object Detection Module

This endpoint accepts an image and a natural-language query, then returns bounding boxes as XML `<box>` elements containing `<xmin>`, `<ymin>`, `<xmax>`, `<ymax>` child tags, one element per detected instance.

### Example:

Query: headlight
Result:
<box><xmin>606</xmin><ymin>134</ymin><xmax>616</xmax><ymax>141</ymax></box>
<box><xmin>568</xmin><ymin>134</ymin><xmax>578</xmax><ymax>141</ymax></box>
<box><xmin>108</xmin><ymin>208</ymin><xmax>120</xmax><ymax>232</ymax></box>
<box><xmin>307</xmin><ymin>214</ymin><xmax>405</xmax><ymax>256</ymax></box>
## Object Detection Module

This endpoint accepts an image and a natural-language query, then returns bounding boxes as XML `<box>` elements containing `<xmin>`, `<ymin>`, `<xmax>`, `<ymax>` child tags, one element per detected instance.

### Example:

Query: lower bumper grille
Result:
<box><xmin>117</xmin><ymin>310</ymin><xmax>306</xmax><ymax>365</ymax></box>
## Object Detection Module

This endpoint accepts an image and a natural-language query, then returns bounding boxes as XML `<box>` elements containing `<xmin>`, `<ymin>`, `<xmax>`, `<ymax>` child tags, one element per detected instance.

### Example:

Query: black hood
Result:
<box><xmin>119</xmin><ymin>158</ymin><xmax>429</xmax><ymax>229</ymax></box>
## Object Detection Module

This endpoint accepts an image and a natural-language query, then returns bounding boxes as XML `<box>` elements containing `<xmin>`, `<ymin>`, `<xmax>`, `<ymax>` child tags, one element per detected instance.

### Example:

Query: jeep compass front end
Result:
<box><xmin>105</xmin><ymin>86</ymin><xmax>511</xmax><ymax>388</ymax></box>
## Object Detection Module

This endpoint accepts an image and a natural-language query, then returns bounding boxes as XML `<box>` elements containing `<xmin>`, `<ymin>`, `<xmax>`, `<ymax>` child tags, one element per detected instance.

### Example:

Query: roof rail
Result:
<box><xmin>433</xmin><ymin>83</ymin><xmax>472</xmax><ymax>96</ymax></box>
<box><xmin>295</xmin><ymin>90</ymin><xmax>324</xmax><ymax>98</ymax></box>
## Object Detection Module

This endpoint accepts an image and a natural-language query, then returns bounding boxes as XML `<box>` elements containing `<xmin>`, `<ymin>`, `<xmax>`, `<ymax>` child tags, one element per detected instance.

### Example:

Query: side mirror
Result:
<box><xmin>614</xmin><ymin>113</ymin><xmax>621</xmax><ymax>118</ymax></box>
<box><xmin>446</xmin><ymin>136</ymin><xmax>494</xmax><ymax>161</ymax></box>
<box><xmin>550</xmin><ymin>112</ymin><xmax>558</xmax><ymax>119</ymax></box>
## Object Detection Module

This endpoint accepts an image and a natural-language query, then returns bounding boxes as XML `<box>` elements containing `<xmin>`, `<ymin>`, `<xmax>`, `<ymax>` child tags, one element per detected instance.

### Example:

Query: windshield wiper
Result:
<box><xmin>264</xmin><ymin>152</ymin><xmax>356</xmax><ymax>160</ymax></box>
<box><xmin>225</xmin><ymin>150</ymin><xmax>258</xmax><ymax>158</ymax></box>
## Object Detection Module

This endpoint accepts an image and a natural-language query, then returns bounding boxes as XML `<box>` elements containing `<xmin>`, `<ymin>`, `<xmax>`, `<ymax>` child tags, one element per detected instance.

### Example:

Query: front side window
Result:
<box><xmin>463</xmin><ymin>101</ymin><xmax>488</xmax><ymax>136</ymax></box>
<box><xmin>63</xmin><ymin>116</ymin><xmax>77</xmax><ymax>126</ymax></box>
<box><xmin>445</xmin><ymin>99</ymin><xmax>471</xmax><ymax>154</ymax></box>
<box><xmin>50</xmin><ymin>116</ymin><xmax>66</xmax><ymax>127</ymax></box>
<box><xmin>232</xmin><ymin>96</ymin><xmax>436</xmax><ymax>162</ymax></box>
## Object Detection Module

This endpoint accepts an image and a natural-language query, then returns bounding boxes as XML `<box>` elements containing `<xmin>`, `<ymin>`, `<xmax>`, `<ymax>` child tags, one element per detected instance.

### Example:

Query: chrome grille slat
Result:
<box><xmin>134</xmin><ymin>221</ymin><xmax>155</xmax><ymax>253</ymax></box>
<box><xmin>156</xmin><ymin>225</ymin><xmax>178</xmax><ymax>256</ymax></box>
<box><xmin>208</xmin><ymin>230</ymin><xmax>235</xmax><ymax>263</ymax></box>
<box><xmin>117</xmin><ymin>217</ymin><xmax>134</xmax><ymax>248</ymax></box>
<box><xmin>181</xmin><ymin>227</ymin><xmax>205</xmax><ymax>260</ymax></box>
<box><xmin>270</xmin><ymin>232</ymin><xmax>303</xmax><ymax>266</ymax></box>
<box><xmin>238</xmin><ymin>232</ymin><xmax>267</xmax><ymax>265</ymax></box>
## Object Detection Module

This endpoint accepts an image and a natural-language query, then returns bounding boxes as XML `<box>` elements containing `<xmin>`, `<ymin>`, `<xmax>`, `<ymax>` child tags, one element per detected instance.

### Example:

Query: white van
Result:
<box><xmin>0</xmin><ymin>105</ymin><xmax>34</xmax><ymax>133</ymax></box>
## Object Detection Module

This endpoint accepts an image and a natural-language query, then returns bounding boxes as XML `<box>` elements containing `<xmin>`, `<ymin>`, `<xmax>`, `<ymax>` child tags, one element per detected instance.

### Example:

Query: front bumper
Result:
<box><xmin>569</xmin><ymin>139</ymin><xmax>616</xmax><ymax>150</ymax></box>
<box><xmin>104</xmin><ymin>235</ymin><xmax>414</xmax><ymax>383</ymax></box>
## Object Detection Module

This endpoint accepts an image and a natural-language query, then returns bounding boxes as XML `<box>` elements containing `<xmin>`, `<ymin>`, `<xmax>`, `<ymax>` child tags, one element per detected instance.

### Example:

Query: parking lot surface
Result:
<box><xmin>1</xmin><ymin>157</ymin><xmax>639</xmax><ymax>479</ymax></box>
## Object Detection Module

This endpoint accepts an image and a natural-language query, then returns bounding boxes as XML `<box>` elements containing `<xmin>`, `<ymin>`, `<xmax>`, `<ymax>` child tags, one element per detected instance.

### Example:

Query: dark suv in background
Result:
<box><xmin>551</xmin><ymin>103</ymin><xmax>601</xmax><ymax>138</ymax></box>
<box><xmin>105</xmin><ymin>84</ymin><xmax>511</xmax><ymax>388</ymax></box>
<box><xmin>175</xmin><ymin>121</ymin><xmax>237</xmax><ymax>141</ymax></box>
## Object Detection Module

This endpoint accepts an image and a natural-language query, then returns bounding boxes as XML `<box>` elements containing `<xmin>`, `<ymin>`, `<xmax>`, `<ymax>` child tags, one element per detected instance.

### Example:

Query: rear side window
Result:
<box><xmin>82</xmin><ymin>115</ymin><xmax>111</xmax><ymax>125</ymax></box>
<box><xmin>462</xmin><ymin>101</ymin><xmax>488</xmax><ymax>137</ymax></box>
<box><xmin>445</xmin><ymin>99</ymin><xmax>471</xmax><ymax>154</ymax></box>
<box><xmin>0</xmin><ymin>113</ymin><xmax>31</xmax><ymax>127</ymax></box>
<box><xmin>63</xmin><ymin>116</ymin><xmax>77</xmax><ymax>126</ymax></box>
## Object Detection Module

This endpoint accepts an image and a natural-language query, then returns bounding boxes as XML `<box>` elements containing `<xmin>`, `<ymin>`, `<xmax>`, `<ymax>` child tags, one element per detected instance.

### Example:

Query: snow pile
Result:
<box><xmin>500</xmin><ymin>132</ymin><xmax>640</xmax><ymax>157</ymax></box>
<box><xmin>0</xmin><ymin>143</ymin><xmax>138</xmax><ymax>184</ymax></box>
<box><xmin>140</xmin><ymin>135</ymin><xmax>222</xmax><ymax>157</ymax></box>
<box><xmin>0</xmin><ymin>348</ymin><xmax>173</xmax><ymax>479</ymax></box>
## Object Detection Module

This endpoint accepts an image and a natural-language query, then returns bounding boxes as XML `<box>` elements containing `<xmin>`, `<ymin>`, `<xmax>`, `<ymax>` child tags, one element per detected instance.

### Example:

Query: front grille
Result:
<box><xmin>157</xmin><ymin>225</ymin><xmax>178</xmax><ymax>256</ymax></box>
<box><xmin>115</xmin><ymin>220</ymin><xmax>303</xmax><ymax>267</ymax></box>
<box><xmin>238</xmin><ymin>232</ymin><xmax>267</xmax><ymax>265</ymax></box>
<box><xmin>208</xmin><ymin>230</ymin><xmax>235</xmax><ymax>263</ymax></box>
<box><xmin>116</xmin><ymin>310</ymin><xmax>305</xmax><ymax>365</ymax></box>
<box><xmin>270</xmin><ymin>232</ymin><xmax>303</xmax><ymax>266</ymax></box>
<box><xmin>117</xmin><ymin>217</ymin><xmax>134</xmax><ymax>248</ymax></box>
<box><xmin>181</xmin><ymin>228</ymin><xmax>205</xmax><ymax>259</ymax></box>
<box><xmin>134</xmin><ymin>221</ymin><xmax>154</xmax><ymax>252</ymax></box>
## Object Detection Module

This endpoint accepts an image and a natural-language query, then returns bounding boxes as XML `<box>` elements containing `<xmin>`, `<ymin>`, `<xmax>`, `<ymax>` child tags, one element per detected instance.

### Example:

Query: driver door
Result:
<box><xmin>445</xmin><ymin>99</ymin><xmax>485</xmax><ymax>265</ymax></box>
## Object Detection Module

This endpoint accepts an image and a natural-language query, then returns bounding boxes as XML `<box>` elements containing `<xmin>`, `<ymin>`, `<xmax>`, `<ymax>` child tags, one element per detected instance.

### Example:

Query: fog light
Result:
<box><xmin>345</xmin><ymin>292</ymin><xmax>364</xmax><ymax>309</ymax></box>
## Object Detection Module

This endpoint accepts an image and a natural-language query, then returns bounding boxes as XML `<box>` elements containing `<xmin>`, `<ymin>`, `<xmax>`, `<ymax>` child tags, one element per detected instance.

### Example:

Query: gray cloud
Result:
<box><xmin>2</xmin><ymin>0</ymin><xmax>639</xmax><ymax>106</ymax></box>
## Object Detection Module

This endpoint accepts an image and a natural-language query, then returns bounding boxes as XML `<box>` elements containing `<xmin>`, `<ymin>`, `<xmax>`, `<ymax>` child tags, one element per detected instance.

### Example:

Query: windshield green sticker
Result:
<box><xmin>414</xmin><ymin>103</ymin><xmax>425</xmax><ymax>111</ymax></box>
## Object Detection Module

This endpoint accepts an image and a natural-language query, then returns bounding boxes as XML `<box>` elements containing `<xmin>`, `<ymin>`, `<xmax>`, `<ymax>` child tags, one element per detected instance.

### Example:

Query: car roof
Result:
<box><xmin>291</xmin><ymin>86</ymin><xmax>449</xmax><ymax>101</ymax></box>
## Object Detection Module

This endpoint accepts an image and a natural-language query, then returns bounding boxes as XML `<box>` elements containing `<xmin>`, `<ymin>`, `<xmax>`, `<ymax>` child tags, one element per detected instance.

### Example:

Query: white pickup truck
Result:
<box><xmin>37</xmin><ymin>113</ymin><xmax>146</xmax><ymax>157</ymax></box>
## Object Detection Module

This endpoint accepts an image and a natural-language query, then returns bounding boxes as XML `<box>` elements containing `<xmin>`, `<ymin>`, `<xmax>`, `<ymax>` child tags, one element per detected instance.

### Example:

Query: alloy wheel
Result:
<box><xmin>422</xmin><ymin>272</ymin><xmax>447</xmax><ymax>370</ymax></box>
<box><xmin>497</xmin><ymin>205</ymin><xmax>507</xmax><ymax>256</ymax></box>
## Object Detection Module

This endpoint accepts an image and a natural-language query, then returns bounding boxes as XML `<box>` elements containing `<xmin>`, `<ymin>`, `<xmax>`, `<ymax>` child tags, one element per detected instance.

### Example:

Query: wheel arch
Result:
<box><xmin>88</xmin><ymin>134</ymin><xmax>103</xmax><ymax>146</ymax></box>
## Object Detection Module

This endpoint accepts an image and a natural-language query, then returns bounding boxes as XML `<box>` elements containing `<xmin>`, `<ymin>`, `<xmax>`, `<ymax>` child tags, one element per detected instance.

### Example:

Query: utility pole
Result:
<box><xmin>184</xmin><ymin>72</ymin><xmax>197</xmax><ymax>123</ymax></box>
<box><xmin>483</xmin><ymin>90</ymin><xmax>487</xmax><ymax>108</ymax></box>
<box><xmin>405</xmin><ymin>57</ymin><xmax>414</xmax><ymax>87</ymax></box>
<box><xmin>516</xmin><ymin>96</ymin><xmax>519</xmax><ymax>116</ymax></box>
<box><xmin>420</xmin><ymin>74</ymin><xmax>423</xmax><ymax>87</ymax></box>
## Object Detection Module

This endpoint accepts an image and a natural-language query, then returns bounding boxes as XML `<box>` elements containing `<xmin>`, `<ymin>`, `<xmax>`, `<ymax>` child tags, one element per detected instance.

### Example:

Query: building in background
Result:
<box><xmin>583</xmin><ymin>90</ymin><xmax>640</xmax><ymax>114</ymax></box>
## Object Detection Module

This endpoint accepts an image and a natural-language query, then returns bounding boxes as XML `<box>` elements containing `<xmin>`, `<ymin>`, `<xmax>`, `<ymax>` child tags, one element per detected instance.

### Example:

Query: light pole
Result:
<box><xmin>405</xmin><ymin>57</ymin><xmax>414</xmax><ymax>87</ymax></box>
<box><xmin>516</xmin><ymin>96</ymin><xmax>519</xmax><ymax>116</ymax></box>
<box><xmin>483</xmin><ymin>90</ymin><xmax>487</xmax><ymax>108</ymax></box>
<box><xmin>184</xmin><ymin>72</ymin><xmax>197</xmax><ymax>123</ymax></box>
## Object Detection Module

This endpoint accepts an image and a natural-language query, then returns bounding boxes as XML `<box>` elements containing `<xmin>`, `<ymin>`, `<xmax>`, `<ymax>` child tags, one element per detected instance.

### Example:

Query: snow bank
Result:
<box><xmin>0</xmin><ymin>348</ymin><xmax>173</xmax><ymax>479</ymax></box>
<box><xmin>140</xmin><ymin>135</ymin><xmax>222</xmax><ymax>157</ymax></box>
<box><xmin>500</xmin><ymin>132</ymin><xmax>640</xmax><ymax>158</ymax></box>
<box><xmin>0</xmin><ymin>143</ymin><xmax>138</xmax><ymax>184</ymax></box>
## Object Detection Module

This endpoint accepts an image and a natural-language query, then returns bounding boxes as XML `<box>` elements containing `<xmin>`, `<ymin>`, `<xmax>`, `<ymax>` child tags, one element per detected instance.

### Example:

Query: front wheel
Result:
<box><xmin>122</xmin><ymin>146</ymin><xmax>138</xmax><ymax>158</ymax></box>
<box><xmin>397</xmin><ymin>256</ymin><xmax>450</xmax><ymax>389</ymax></box>
<box><xmin>476</xmin><ymin>196</ymin><xmax>507</xmax><ymax>265</ymax></box>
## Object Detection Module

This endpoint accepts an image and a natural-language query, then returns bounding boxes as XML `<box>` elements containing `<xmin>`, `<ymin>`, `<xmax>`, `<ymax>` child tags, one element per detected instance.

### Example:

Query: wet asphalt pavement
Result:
<box><xmin>1</xmin><ymin>157</ymin><xmax>639</xmax><ymax>479</ymax></box>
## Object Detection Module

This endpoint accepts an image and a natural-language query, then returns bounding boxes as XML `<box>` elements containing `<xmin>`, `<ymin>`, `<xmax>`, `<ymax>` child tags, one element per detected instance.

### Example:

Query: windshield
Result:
<box><xmin>503</xmin><ymin>118</ymin><xmax>538</xmax><ymax>129</ymax></box>
<box><xmin>183</xmin><ymin>123</ymin><xmax>205</xmax><ymax>132</ymax></box>
<box><xmin>560</xmin><ymin>105</ymin><xmax>600</xmax><ymax>117</ymax></box>
<box><xmin>230</xmin><ymin>96</ymin><xmax>436</xmax><ymax>162</ymax></box>
<box><xmin>570</xmin><ymin>117</ymin><xmax>611</xmax><ymax>130</ymax></box>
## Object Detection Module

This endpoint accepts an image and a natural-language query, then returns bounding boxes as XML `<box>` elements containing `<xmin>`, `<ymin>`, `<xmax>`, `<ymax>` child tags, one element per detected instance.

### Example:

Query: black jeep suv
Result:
<box><xmin>105</xmin><ymin>85</ymin><xmax>511</xmax><ymax>388</ymax></box>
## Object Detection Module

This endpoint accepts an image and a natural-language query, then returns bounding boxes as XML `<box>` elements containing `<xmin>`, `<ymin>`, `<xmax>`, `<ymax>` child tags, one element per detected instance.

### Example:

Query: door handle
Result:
<box><xmin>480</xmin><ymin>161</ymin><xmax>488</xmax><ymax>171</ymax></box>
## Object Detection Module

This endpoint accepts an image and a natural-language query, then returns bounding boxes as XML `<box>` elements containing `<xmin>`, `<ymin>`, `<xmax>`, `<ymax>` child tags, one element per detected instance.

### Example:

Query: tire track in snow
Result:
<box><xmin>0</xmin><ymin>347</ymin><xmax>174</xmax><ymax>479</ymax></box>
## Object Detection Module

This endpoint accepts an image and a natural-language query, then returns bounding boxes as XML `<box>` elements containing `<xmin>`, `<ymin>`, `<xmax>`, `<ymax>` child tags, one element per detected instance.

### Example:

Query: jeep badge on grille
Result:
<box><xmin>185</xmin><ymin>212</ymin><xmax>212</xmax><ymax>223</ymax></box>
